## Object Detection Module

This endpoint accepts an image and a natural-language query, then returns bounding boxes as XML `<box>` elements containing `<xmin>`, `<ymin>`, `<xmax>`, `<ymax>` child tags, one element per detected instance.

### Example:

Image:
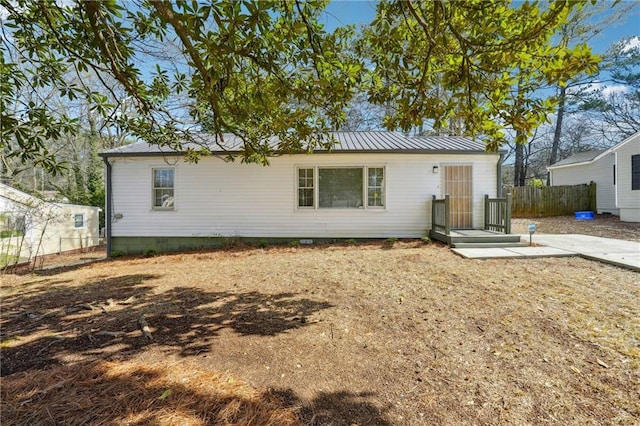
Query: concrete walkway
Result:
<box><xmin>452</xmin><ymin>234</ymin><xmax>640</xmax><ymax>272</ymax></box>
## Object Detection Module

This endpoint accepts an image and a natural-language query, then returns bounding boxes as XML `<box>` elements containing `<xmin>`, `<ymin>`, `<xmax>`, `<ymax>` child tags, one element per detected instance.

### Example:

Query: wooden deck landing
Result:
<box><xmin>429</xmin><ymin>229</ymin><xmax>523</xmax><ymax>248</ymax></box>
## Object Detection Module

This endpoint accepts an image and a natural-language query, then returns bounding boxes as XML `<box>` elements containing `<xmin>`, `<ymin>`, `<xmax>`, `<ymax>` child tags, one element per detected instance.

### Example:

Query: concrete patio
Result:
<box><xmin>452</xmin><ymin>234</ymin><xmax>640</xmax><ymax>272</ymax></box>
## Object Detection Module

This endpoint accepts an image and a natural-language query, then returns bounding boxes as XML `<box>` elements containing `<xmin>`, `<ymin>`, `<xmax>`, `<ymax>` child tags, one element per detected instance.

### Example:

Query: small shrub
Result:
<box><xmin>345</xmin><ymin>238</ymin><xmax>357</xmax><ymax>245</ymax></box>
<box><xmin>258</xmin><ymin>239</ymin><xmax>269</xmax><ymax>248</ymax></box>
<box><xmin>0</xmin><ymin>253</ymin><xmax>19</xmax><ymax>268</ymax></box>
<box><xmin>221</xmin><ymin>236</ymin><xmax>242</xmax><ymax>248</ymax></box>
<box><xmin>420</xmin><ymin>236</ymin><xmax>432</xmax><ymax>244</ymax></box>
<box><xmin>0</xmin><ymin>230</ymin><xmax>24</xmax><ymax>238</ymax></box>
<box><xmin>289</xmin><ymin>240</ymin><xmax>300</xmax><ymax>247</ymax></box>
<box><xmin>110</xmin><ymin>250</ymin><xmax>126</xmax><ymax>258</ymax></box>
<box><xmin>383</xmin><ymin>237</ymin><xmax>398</xmax><ymax>249</ymax></box>
<box><xmin>143</xmin><ymin>249</ymin><xmax>157</xmax><ymax>257</ymax></box>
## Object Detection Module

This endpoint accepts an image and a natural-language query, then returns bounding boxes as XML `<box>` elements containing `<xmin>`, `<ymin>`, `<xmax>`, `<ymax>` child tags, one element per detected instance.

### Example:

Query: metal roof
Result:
<box><xmin>100</xmin><ymin>131</ymin><xmax>493</xmax><ymax>157</ymax></box>
<box><xmin>549</xmin><ymin>149</ymin><xmax>606</xmax><ymax>167</ymax></box>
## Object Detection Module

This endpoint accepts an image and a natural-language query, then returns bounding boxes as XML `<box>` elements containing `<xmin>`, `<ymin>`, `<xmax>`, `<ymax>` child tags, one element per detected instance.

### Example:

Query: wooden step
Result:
<box><xmin>450</xmin><ymin>236</ymin><xmax>522</xmax><ymax>244</ymax></box>
<box><xmin>429</xmin><ymin>229</ymin><xmax>524</xmax><ymax>247</ymax></box>
<box><xmin>451</xmin><ymin>242</ymin><xmax>528</xmax><ymax>249</ymax></box>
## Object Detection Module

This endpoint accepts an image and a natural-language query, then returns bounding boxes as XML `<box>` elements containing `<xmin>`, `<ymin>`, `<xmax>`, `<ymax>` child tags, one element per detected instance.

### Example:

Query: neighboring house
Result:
<box><xmin>547</xmin><ymin>149</ymin><xmax>615</xmax><ymax>214</ymax></box>
<box><xmin>547</xmin><ymin>132</ymin><xmax>640</xmax><ymax>222</ymax></box>
<box><xmin>0</xmin><ymin>183</ymin><xmax>101</xmax><ymax>265</ymax></box>
<box><xmin>100</xmin><ymin>132</ymin><xmax>506</xmax><ymax>255</ymax></box>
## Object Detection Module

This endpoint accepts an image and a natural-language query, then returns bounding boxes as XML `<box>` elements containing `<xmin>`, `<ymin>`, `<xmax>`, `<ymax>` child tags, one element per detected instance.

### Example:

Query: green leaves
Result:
<box><xmin>2</xmin><ymin>0</ymin><xmax>364</xmax><ymax>166</ymax></box>
<box><xmin>1</xmin><ymin>0</ymin><xmax>607</xmax><ymax>168</ymax></box>
<box><xmin>360</xmin><ymin>0</ymin><xmax>601</xmax><ymax>148</ymax></box>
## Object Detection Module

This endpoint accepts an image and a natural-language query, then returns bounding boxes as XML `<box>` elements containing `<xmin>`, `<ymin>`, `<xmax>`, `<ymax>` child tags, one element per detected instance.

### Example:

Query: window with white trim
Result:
<box><xmin>368</xmin><ymin>167</ymin><xmax>385</xmax><ymax>207</ymax></box>
<box><xmin>298</xmin><ymin>168</ymin><xmax>314</xmax><ymax>208</ymax></box>
<box><xmin>153</xmin><ymin>168</ymin><xmax>175</xmax><ymax>209</ymax></box>
<box><xmin>296</xmin><ymin>166</ymin><xmax>385</xmax><ymax>209</ymax></box>
<box><xmin>73</xmin><ymin>214</ymin><xmax>85</xmax><ymax>228</ymax></box>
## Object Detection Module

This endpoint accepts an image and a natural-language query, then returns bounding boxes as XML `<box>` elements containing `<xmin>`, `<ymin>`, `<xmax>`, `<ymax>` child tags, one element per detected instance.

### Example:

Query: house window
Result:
<box><xmin>74</xmin><ymin>214</ymin><xmax>85</xmax><ymax>228</ymax></box>
<box><xmin>298</xmin><ymin>168</ymin><xmax>314</xmax><ymax>208</ymax></box>
<box><xmin>297</xmin><ymin>166</ymin><xmax>385</xmax><ymax>209</ymax></box>
<box><xmin>15</xmin><ymin>215</ymin><xmax>26</xmax><ymax>234</ymax></box>
<box><xmin>632</xmin><ymin>155</ymin><xmax>640</xmax><ymax>190</ymax></box>
<box><xmin>0</xmin><ymin>214</ymin><xmax>25</xmax><ymax>237</ymax></box>
<box><xmin>153</xmin><ymin>168</ymin><xmax>175</xmax><ymax>209</ymax></box>
<box><xmin>368</xmin><ymin>167</ymin><xmax>385</xmax><ymax>207</ymax></box>
<box><xmin>319</xmin><ymin>168</ymin><xmax>363</xmax><ymax>208</ymax></box>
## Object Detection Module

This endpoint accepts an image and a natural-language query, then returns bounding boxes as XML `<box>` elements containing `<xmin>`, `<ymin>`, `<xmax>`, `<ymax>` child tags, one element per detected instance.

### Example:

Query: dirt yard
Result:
<box><xmin>512</xmin><ymin>213</ymin><xmax>640</xmax><ymax>242</ymax></box>
<box><xmin>1</xmin><ymin>216</ymin><xmax>639</xmax><ymax>425</ymax></box>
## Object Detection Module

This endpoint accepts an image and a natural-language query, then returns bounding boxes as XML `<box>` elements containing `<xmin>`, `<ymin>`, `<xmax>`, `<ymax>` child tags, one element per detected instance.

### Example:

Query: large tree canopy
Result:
<box><xmin>1</xmin><ymin>0</ymin><xmax>601</xmax><ymax>168</ymax></box>
<box><xmin>361</xmin><ymin>0</ymin><xmax>600</xmax><ymax>150</ymax></box>
<box><xmin>1</xmin><ymin>0</ymin><xmax>361</xmax><ymax>166</ymax></box>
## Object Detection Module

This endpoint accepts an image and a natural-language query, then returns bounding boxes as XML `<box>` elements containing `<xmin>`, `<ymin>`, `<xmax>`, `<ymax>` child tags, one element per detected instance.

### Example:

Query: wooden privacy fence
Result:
<box><xmin>510</xmin><ymin>183</ymin><xmax>597</xmax><ymax>217</ymax></box>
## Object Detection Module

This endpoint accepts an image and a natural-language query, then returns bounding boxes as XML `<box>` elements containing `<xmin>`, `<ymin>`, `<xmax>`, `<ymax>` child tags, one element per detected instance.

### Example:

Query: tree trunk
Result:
<box><xmin>514</xmin><ymin>132</ymin><xmax>526</xmax><ymax>187</ymax></box>
<box><xmin>549</xmin><ymin>85</ymin><xmax>566</xmax><ymax>167</ymax></box>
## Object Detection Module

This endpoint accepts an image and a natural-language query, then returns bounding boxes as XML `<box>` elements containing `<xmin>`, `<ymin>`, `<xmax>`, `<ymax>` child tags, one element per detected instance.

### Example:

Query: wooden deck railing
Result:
<box><xmin>431</xmin><ymin>195</ymin><xmax>450</xmax><ymax>235</ymax></box>
<box><xmin>484</xmin><ymin>193</ymin><xmax>512</xmax><ymax>234</ymax></box>
<box><xmin>431</xmin><ymin>194</ymin><xmax>512</xmax><ymax>236</ymax></box>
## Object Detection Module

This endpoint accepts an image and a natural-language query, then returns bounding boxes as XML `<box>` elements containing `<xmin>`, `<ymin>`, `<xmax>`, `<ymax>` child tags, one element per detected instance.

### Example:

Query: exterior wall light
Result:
<box><xmin>432</xmin><ymin>165</ymin><xmax>439</xmax><ymax>174</ymax></box>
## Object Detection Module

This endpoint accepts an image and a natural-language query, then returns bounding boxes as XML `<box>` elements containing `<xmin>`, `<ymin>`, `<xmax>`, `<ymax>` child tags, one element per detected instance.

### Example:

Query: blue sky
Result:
<box><xmin>321</xmin><ymin>1</ymin><xmax>640</xmax><ymax>55</ymax></box>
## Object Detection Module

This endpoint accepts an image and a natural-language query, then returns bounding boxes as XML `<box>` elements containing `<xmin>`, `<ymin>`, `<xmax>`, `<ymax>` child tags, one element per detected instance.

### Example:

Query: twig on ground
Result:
<box><xmin>27</xmin><ymin>308</ymin><xmax>64</xmax><ymax>321</ymax></box>
<box><xmin>66</xmin><ymin>303</ymin><xmax>96</xmax><ymax>314</ymax></box>
<box><xmin>120</xmin><ymin>296</ymin><xmax>137</xmax><ymax>305</ymax></box>
<box><xmin>95</xmin><ymin>331</ymin><xmax>126</xmax><ymax>338</ymax></box>
<box><xmin>138</xmin><ymin>314</ymin><xmax>153</xmax><ymax>341</ymax></box>
<box><xmin>35</xmin><ymin>335</ymin><xmax>65</xmax><ymax>356</ymax></box>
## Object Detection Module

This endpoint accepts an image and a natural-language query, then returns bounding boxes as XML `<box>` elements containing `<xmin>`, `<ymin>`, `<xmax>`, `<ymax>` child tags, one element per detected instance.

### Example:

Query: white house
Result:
<box><xmin>547</xmin><ymin>132</ymin><xmax>640</xmax><ymax>222</ymax></box>
<box><xmin>0</xmin><ymin>183</ymin><xmax>102</xmax><ymax>266</ymax></box>
<box><xmin>99</xmin><ymin>132</ymin><xmax>506</xmax><ymax>255</ymax></box>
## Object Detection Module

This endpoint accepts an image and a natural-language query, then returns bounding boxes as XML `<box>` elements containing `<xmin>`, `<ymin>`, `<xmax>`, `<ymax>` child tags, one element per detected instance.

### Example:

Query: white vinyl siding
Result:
<box><xmin>615</xmin><ymin>134</ymin><xmax>640</xmax><ymax>222</ymax></box>
<box><xmin>109</xmin><ymin>153</ymin><xmax>500</xmax><ymax>238</ymax></box>
<box><xmin>549</xmin><ymin>154</ymin><xmax>618</xmax><ymax>214</ymax></box>
<box><xmin>0</xmin><ymin>185</ymin><xmax>101</xmax><ymax>259</ymax></box>
<box><xmin>549</xmin><ymin>133</ymin><xmax>640</xmax><ymax>221</ymax></box>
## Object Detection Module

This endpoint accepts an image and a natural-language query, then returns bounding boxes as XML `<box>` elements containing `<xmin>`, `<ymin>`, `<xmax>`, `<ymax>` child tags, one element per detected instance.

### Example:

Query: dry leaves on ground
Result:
<box><xmin>1</xmin><ymin>235</ymin><xmax>638</xmax><ymax>425</ymax></box>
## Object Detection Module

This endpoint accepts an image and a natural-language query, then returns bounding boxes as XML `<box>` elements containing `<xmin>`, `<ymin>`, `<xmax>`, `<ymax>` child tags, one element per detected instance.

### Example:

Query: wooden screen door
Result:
<box><xmin>443</xmin><ymin>165</ymin><xmax>473</xmax><ymax>229</ymax></box>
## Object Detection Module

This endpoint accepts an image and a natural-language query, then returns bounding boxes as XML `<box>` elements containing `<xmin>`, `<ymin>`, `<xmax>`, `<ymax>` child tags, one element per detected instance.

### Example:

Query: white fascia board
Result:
<box><xmin>547</xmin><ymin>160</ymin><xmax>594</xmax><ymax>171</ymax></box>
<box><xmin>549</xmin><ymin>132</ymin><xmax>640</xmax><ymax>171</ymax></box>
<box><xmin>592</xmin><ymin>132</ymin><xmax>640</xmax><ymax>162</ymax></box>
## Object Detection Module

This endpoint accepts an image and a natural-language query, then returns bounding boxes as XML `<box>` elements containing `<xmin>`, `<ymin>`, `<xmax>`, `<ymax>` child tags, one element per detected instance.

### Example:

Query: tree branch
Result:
<box><xmin>404</xmin><ymin>0</ymin><xmax>438</xmax><ymax>47</ymax></box>
<box><xmin>79</xmin><ymin>1</ymin><xmax>151</xmax><ymax>112</ymax></box>
<box><xmin>148</xmin><ymin>0</ymin><xmax>225</xmax><ymax>134</ymax></box>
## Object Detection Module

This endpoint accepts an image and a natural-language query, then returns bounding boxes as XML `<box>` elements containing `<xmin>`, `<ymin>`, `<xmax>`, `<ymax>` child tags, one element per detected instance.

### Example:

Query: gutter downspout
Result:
<box><xmin>614</xmin><ymin>151</ymin><xmax>618</xmax><ymax>208</ymax></box>
<box><xmin>497</xmin><ymin>153</ymin><xmax>504</xmax><ymax>197</ymax></box>
<box><xmin>102</xmin><ymin>156</ymin><xmax>112</xmax><ymax>257</ymax></box>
